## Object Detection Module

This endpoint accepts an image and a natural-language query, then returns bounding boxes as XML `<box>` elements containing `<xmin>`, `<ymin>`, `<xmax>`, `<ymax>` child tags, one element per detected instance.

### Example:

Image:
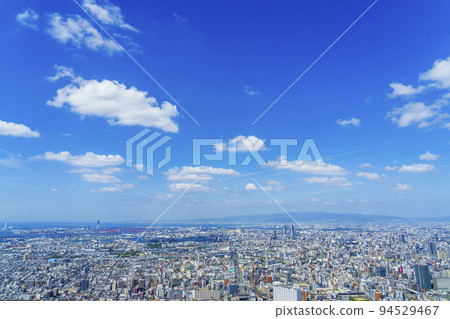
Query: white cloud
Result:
<box><xmin>336</xmin><ymin>118</ymin><xmax>360</xmax><ymax>127</ymax></box>
<box><xmin>34</xmin><ymin>150</ymin><xmax>134</xmax><ymax>190</ymax></box>
<box><xmin>0</xmin><ymin>119</ymin><xmax>40</xmax><ymax>138</ymax></box>
<box><xmin>268</xmin><ymin>160</ymin><xmax>347</xmax><ymax>176</ymax></box>
<box><xmin>36</xmin><ymin>151</ymin><xmax>124</xmax><ymax>167</ymax></box>
<box><xmin>304</xmin><ymin>176</ymin><xmax>353</xmax><ymax>187</ymax></box>
<box><xmin>215</xmin><ymin>135</ymin><xmax>266</xmax><ymax>153</ymax></box>
<box><xmin>165</xmin><ymin>166</ymin><xmax>239</xmax><ymax>182</ymax></box>
<box><xmin>90</xmin><ymin>183</ymin><xmax>135</xmax><ymax>192</ymax></box>
<box><xmin>47</xmin><ymin>13</ymin><xmax>121</xmax><ymax>53</ymax></box>
<box><xmin>244</xmin><ymin>85</ymin><xmax>260</xmax><ymax>96</ymax></box>
<box><xmin>245</xmin><ymin>181</ymin><xmax>284</xmax><ymax>191</ymax></box>
<box><xmin>388</xmin><ymin>82</ymin><xmax>425</xmax><ymax>98</ymax></box>
<box><xmin>384</xmin><ymin>166</ymin><xmax>398</xmax><ymax>171</ymax></box>
<box><xmin>81</xmin><ymin>173</ymin><xmax>121</xmax><ymax>183</ymax></box>
<box><xmin>48</xmin><ymin>65</ymin><xmax>77</xmax><ymax>82</ymax></box>
<box><xmin>419</xmin><ymin>151</ymin><xmax>440</xmax><ymax>161</ymax></box>
<box><xmin>49</xmin><ymin>188</ymin><xmax>60</xmax><ymax>192</ymax></box>
<box><xmin>387</xmin><ymin>101</ymin><xmax>448</xmax><ymax>129</ymax></box>
<box><xmin>398</xmin><ymin>163</ymin><xmax>435</xmax><ymax>173</ymax></box>
<box><xmin>245</xmin><ymin>183</ymin><xmax>258</xmax><ymax>190</ymax></box>
<box><xmin>82</xmin><ymin>0</ymin><xmax>138</xmax><ymax>32</ymax></box>
<box><xmin>419</xmin><ymin>56</ymin><xmax>450</xmax><ymax>89</ymax></box>
<box><xmin>16</xmin><ymin>8</ymin><xmax>39</xmax><ymax>30</ymax></box>
<box><xmin>356</xmin><ymin>172</ymin><xmax>380</xmax><ymax>180</ymax></box>
<box><xmin>47</xmin><ymin>66</ymin><xmax>179</xmax><ymax>132</ymax></box>
<box><xmin>168</xmin><ymin>183</ymin><xmax>213</xmax><ymax>193</ymax></box>
<box><xmin>387</xmin><ymin>56</ymin><xmax>450</xmax><ymax>130</ymax></box>
<box><xmin>154</xmin><ymin>193</ymin><xmax>175</xmax><ymax>200</ymax></box>
<box><xmin>359</xmin><ymin>163</ymin><xmax>373</xmax><ymax>168</ymax></box>
<box><xmin>137</xmin><ymin>175</ymin><xmax>149</xmax><ymax>180</ymax></box>
<box><xmin>394</xmin><ymin>183</ymin><xmax>412</xmax><ymax>191</ymax></box>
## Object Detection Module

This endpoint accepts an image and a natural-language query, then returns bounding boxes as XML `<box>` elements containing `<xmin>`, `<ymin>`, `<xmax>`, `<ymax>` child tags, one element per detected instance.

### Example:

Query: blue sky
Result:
<box><xmin>1</xmin><ymin>0</ymin><xmax>449</xmax><ymax>222</ymax></box>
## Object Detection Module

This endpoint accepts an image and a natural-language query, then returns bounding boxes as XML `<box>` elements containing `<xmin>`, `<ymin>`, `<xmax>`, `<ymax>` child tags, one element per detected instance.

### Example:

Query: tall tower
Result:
<box><xmin>96</xmin><ymin>220</ymin><xmax>100</xmax><ymax>229</ymax></box>
<box><xmin>428</xmin><ymin>242</ymin><xmax>437</xmax><ymax>257</ymax></box>
<box><xmin>414</xmin><ymin>265</ymin><xmax>432</xmax><ymax>290</ymax></box>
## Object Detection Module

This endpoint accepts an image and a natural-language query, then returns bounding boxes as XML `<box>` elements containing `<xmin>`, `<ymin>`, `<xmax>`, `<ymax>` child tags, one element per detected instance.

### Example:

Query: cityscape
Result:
<box><xmin>1</xmin><ymin>220</ymin><xmax>450</xmax><ymax>301</ymax></box>
<box><xmin>1</xmin><ymin>1</ymin><xmax>450</xmax><ymax>315</ymax></box>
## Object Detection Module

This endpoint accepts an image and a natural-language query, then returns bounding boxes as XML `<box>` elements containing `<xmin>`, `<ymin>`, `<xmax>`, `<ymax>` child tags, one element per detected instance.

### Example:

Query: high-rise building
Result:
<box><xmin>399</xmin><ymin>234</ymin><xmax>406</xmax><ymax>243</ymax></box>
<box><xmin>282</xmin><ymin>225</ymin><xmax>288</xmax><ymax>235</ymax></box>
<box><xmin>96</xmin><ymin>220</ymin><xmax>101</xmax><ymax>229</ymax></box>
<box><xmin>80</xmin><ymin>279</ymin><xmax>89</xmax><ymax>291</ymax></box>
<box><xmin>414</xmin><ymin>265</ymin><xmax>432</xmax><ymax>290</ymax></box>
<box><xmin>273</xmin><ymin>285</ymin><xmax>304</xmax><ymax>301</ymax></box>
<box><xmin>289</xmin><ymin>225</ymin><xmax>295</xmax><ymax>237</ymax></box>
<box><xmin>428</xmin><ymin>242</ymin><xmax>437</xmax><ymax>257</ymax></box>
<box><xmin>375</xmin><ymin>266</ymin><xmax>386</xmax><ymax>277</ymax></box>
<box><xmin>437</xmin><ymin>249</ymin><xmax>448</xmax><ymax>261</ymax></box>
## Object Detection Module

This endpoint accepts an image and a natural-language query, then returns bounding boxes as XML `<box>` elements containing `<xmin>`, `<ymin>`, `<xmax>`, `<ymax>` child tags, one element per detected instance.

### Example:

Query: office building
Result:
<box><xmin>289</xmin><ymin>225</ymin><xmax>295</xmax><ymax>237</ymax></box>
<box><xmin>273</xmin><ymin>285</ymin><xmax>304</xmax><ymax>301</ymax></box>
<box><xmin>428</xmin><ymin>242</ymin><xmax>437</xmax><ymax>257</ymax></box>
<box><xmin>415</xmin><ymin>265</ymin><xmax>432</xmax><ymax>290</ymax></box>
<box><xmin>80</xmin><ymin>279</ymin><xmax>89</xmax><ymax>291</ymax></box>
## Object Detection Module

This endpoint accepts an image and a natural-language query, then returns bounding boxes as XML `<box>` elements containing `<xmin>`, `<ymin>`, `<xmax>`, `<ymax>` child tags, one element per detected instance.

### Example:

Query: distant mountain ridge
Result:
<box><xmin>160</xmin><ymin>212</ymin><xmax>450</xmax><ymax>225</ymax></box>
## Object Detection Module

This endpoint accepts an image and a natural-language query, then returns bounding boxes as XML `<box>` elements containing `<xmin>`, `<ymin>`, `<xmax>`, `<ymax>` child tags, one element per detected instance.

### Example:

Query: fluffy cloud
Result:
<box><xmin>394</xmin><ymin>183</ymin><xmax>412</xmax><ymax>191</ymax></box>
<box><xmin>16</xmin><ymin>8</ymin><xmax>39</xmax><ymax>30</ymax></box>
<box><xmin>245</xmin><ymin>181</ymin><xmax>284</xmax><ymax>191</ymax></box>
<box><xmin>384</xmin><ymin>166</ymin><xmax>398</xmax><ymax>171</ymax></box>
<box><xmin>356</xmin><ymin>172</ymin><xmax>380</xmax><ymax>180</ymax></box>
<box><xmin>166</xmin><ymin>166</ymin><xmax>239</xmax><ymax>193</ymax></box>
<box><xmin>166</xmin><ymin>166</ymin><xmax>239</xmax><ymax>182</ymax></box>
<box><xmin>0</xmin><ymin>119</ymin><xmax>40</xmax><ymax>138</ymax></box>
<box><xmin>419</xmin><ymin>151</ymin><xmax>440</xmax><ymax>161</ymax></box>
<box><xmin>336</xmin><ymin>118</ymin><xmax>360</xmax><ymax>127</ymax></box>
<box><xmin>34</xmin><ymin>151</ymin><xmax>134</xmax><ymax>190</ymax></box>
<box><xmin>215</xmin><ymin>135</ymin><xmax>266</xmax><ymax>153</ymax></box>
<box><xmin>303</xmin><ymin>176</ymin><xmax>353</xmax><ymax>187</ymax></box>
<box><xmin>245</xmin><ymin>183</ymin><xmax>258</xmax><ymax>190</ymax></box>
<box><xmin>82</xmin><ymin>0</ymin><xmax>138</xmax><ymax>32</ymax></box>
<box><xmin>47</xmin><ymin>66</ymin><xmax>179</xmax><ymax>132</ymax></box>
<box><xmin>387</xmin><ymin>101</ymin><xmax>448</xmax><ymax>129</ymax></box>
<box><xmin>47</xmin><ymin>13</ymin><xmax>121</xmax><ymax>53</ymax></box>
<box><xmin>387</xmin><ymin>56</ymin><xmax>450</xmax><ymax>129</ymax></box>
<box><xmin>359</xmin><ymin>163</ymin><xmax>373</xmax><ymax>168</ymax></box>
<box><xmin>419</xmin><ymin>56</ymin><xmax>450</xmax><ymax>89</ymax></box>
<box><xmin>268</xmin><ymin>160</ymin><xmax>347</xmax><ymax>176</ymax></box>
<box><xmin>36</xmin><ymin>151</ymin><xmax>124</xmax><ymax>167</ymax></box>
<box><xmin>388</xmin><ymin>82</ymin><xmax>425</xmax><ymax>98</ymax></box>
<box><xmin>398</xmin><ymin>163</ymin><xmax>435</xmax><ymax>173</ymax></box>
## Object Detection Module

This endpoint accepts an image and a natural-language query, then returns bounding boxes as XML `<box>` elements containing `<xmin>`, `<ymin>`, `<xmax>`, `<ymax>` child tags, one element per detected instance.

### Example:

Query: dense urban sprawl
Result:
<box><xmin>1</xmin><ymin>222</ymin><xmax>449</xmax><ymax>301</ymax></box>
